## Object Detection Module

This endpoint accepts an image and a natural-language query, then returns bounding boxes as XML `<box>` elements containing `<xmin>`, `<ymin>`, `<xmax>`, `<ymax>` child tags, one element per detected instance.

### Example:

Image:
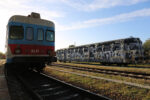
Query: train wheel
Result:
<box><xmin>117</xmin><ymin>63</ymin><xmax>121</xmax><ymax>66</ymax></box>
<box><xmin>47</xmin><ymin>62</ymin><xmax>51</xmax><ymax>65</ymax></box>
<box><xmin>36</xmin><ymin>63</ymin><xmax>45</xmax><ymax>72</ymax></box>
<box><xmin>123</xmin><ymin>63</ymin><xmax>128</xmax><ymax>67</ymax></box>
<box><xmin>101</xmin><ymin>62</ymin><xmax>106</xmax><ymax>65</ymax></box>
<box><xmin>63</xmin><ymin>61</ymin><xmax>66</xmax><ymax>63</ymax></box>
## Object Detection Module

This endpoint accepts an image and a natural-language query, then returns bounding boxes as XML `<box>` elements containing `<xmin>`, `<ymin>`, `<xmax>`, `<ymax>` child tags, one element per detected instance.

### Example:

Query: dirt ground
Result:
<box><xmin>0</xmin><ymin>60</ymin><xmax>10</xmax><ymax>100</ymax></box>
<box><xmin>0</xmin><ymin>59</ymin><xmax>6</xmax><ymax>65</ymax></box>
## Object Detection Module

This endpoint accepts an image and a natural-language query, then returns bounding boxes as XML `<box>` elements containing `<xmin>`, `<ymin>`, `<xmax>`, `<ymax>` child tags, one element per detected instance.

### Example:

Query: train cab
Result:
<box><xmin>5</xmin><ymin>12</ymin><xmax>56</xmax><ymax>70</ymax></box>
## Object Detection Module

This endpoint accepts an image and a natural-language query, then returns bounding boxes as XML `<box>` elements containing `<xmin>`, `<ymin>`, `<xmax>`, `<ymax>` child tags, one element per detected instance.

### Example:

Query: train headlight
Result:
<box><xmin>15</xmin><ymin>49</ymin><xmax>21</xmax><ymax>54</ymax></box>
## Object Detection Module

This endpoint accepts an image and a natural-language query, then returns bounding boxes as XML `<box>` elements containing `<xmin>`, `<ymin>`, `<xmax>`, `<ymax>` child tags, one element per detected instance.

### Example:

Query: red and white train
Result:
<box><xmin>5</xmin><ymin>12</ymin><xmax>56</xmax><ymax>70</ymax></box>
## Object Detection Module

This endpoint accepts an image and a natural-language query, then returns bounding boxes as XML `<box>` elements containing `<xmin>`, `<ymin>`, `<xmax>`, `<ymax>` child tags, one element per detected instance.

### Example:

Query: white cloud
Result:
<box><xmin>56</xmin><ymin>8</ymin><xmax>150</xmax><ymax>31</ymax></box>
<box><xmin>0</xmin><ymin>0</ymin><xmax>65</xmax><ymax>19</ymax></box>
<box><xmin>62</xmin><ymin>0</ymin><xmax>148</xmax><ymax>11</ymax></box>
<box><xmin>0</xmin><ymin>0</ymin><xmax>65</xmax><ymax>53</ymax></box>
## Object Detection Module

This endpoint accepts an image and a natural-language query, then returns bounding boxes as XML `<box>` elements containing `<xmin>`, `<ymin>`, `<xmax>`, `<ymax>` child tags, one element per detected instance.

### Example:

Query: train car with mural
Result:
<box><xmin>56</xmin><ymin>37</ymin><xmax>144</xmax><ymax>65</ymax></box>
<box><xmin>5</xmin><ymin>12</ymin><xmax>56</xmax><ymax>70</ymax></box>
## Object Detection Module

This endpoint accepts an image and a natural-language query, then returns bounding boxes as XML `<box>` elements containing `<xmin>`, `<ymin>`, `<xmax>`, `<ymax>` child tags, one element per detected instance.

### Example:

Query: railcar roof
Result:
<box><xmin>8</xmin><ymin>15</ymin><xmax>54</xmax><ymax>27</ymax></box>
<box><xmin>57</xmin><ymin>37</ymin><xmax>140</xmax><ymax>51</ymax></box>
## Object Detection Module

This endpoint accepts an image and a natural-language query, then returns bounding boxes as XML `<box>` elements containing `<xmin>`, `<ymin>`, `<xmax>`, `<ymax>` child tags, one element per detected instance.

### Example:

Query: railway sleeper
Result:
<box><xmin>41</xmin><ymin>89</ymin><xmax>72</xmax><ymax>99</ymax></box>
<box><xmin>16</xmin><ymin>69</ymin><xmax>111</xmax><ymax>100</ymax></box>
<box><xmin>56</xmin><ymin>93</ymin><xmax>80</xmax><ymax>100</ymax></box>
<box><xmin>33</xmin><ymin>84</ymin><xmax>58</xmax><ymax>91</ymax></box>
<box><xmin>36</xmin><ymin>86</ymin><xmax>63</xmax><ymax>95</ymax></box>
<box><xmin>55</xmin><ymin>64</ymin><xmax>150</xmax><ymax>80</ymax></box>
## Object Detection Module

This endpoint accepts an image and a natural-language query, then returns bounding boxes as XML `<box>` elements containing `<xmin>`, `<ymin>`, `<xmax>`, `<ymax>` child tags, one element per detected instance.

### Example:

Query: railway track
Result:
<box><xmin>5</xmin><ymin>64</ymin><xmax>111</xmax><ymax>100</ymax></box>
<box><xmin>69</xmin><ymin>62</ymin><xmax>150</xmax><ymax>69</ymax></box>
<box><xmin>52</xmin><ymin>63</ymin><xmax>150</xmax><ymax>80</ymax></box>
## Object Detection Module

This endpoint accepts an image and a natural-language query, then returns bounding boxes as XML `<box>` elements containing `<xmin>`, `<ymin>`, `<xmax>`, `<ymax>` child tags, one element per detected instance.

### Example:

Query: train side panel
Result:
<box><xmin>56</xmin><ymin>37</ymin><xmax>144</xmax><ymax>64</ymax></box>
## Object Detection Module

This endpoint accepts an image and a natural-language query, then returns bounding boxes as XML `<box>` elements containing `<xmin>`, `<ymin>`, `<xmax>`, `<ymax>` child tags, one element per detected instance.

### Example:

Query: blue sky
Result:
<box><xmin>0</xmin><ymin>0</ymin><xmax>150</xmax><ymax>53</ymax></box>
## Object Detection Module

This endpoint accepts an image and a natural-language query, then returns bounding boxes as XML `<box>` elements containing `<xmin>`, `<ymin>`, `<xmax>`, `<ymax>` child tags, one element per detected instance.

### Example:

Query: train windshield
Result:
<box><xmin>46</xmin><ymin>30</ymin><xmax>54</xmax><ymax>42</ymax></box>
<box><xmin>124</xmin><ymin>38</ymin><xmax>139</xmax><ymax>44</ymax></box>
<box><xmin>124</xmin><ymin>38</ymin><xmax>140</xmax><ymax>50</ymax></box>
<box><xmin>9</xmin><ymin>26</ymin><xmax>24</xmax><ymax>39</ymax></box>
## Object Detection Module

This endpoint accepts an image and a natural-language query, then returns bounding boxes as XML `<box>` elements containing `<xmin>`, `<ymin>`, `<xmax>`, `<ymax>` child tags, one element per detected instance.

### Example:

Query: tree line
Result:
<box><xmin>0</xmin><ymin>52</ymin><xmax>5</xmax><ymax>59</ymax></box>
<box><xmin>143</xmin><ymin>39</ymin><xmax>150</xmax><ymax>63</ymax></box>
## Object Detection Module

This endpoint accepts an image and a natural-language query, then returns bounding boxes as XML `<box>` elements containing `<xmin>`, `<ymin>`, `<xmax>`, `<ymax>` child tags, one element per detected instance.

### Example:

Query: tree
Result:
<box><xmin>0</xmin><ymin>52</ymin><xmax>5</xmax><ymax>59</ymax></box>
<box><xmin>69</xmin><ymin>45</ymin><xmax>75</xmax><ymax>48</ymax></box>
<box><xmin>143</xmin><ymin>39</ymin><xmax>150</xmax><ymax>52</ymax></box>
<box><xmin>143</xmin><ymin>39</ymin><xmax>150</xmax><ymax>63</ymax></box>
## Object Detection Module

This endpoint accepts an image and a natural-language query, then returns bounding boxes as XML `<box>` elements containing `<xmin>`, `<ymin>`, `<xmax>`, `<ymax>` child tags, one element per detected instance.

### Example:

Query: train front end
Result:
<box><xmin>123</xmin><ymin>38</ymin><xmax>144</xmax><ymax>64</ymax></box>
<box><xmin>5</xmin><ymin>13</ymin><xmax>56</xmax><ymax>69</ymax></box>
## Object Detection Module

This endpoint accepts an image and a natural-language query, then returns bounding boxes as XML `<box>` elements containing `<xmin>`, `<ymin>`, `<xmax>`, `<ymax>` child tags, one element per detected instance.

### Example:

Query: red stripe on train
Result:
<box><xmin>9</xmin><ymin>44</ymin><xmax>54</xmax><ymax>55</ymax></box>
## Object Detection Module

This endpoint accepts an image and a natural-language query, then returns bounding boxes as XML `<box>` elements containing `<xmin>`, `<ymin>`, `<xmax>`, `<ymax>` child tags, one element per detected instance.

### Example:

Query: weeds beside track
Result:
<box><xmin>53</xmin><ymin>63</ymin><xmax>150</xmax><ymax>80</ymax></box>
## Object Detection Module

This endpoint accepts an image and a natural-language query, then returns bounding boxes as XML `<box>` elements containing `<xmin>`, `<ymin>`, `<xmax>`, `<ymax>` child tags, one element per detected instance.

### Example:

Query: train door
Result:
<box><xmin>89</xmin><ymin>44</ymin><xmax>95</xmax><ymax>62</ymax></box>
<box><xmin>96</xmin><ymin>44</ymin><xmax>102</xmax><ymax>62</ymax></box>
<box><xmin>63</xmin><ymin>49</ymin><xmax>67</xmax><ymax>62</ymax></box>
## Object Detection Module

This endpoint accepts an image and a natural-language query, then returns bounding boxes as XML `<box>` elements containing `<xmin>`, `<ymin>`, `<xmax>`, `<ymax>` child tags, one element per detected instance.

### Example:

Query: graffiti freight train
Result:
<box><xmin>56</xmin><ymin>37</ymin><xmax>144</xmax><ymax>65</ymax></box>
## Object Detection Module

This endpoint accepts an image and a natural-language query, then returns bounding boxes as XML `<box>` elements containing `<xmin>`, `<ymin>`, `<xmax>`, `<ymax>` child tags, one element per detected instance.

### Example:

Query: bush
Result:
<box><xmin>0</xmin><ymin>52</ymin><xmax>5</xmax><ymax>59</ymax></box>
<box><xmin>143</xmin><ymin>39</ymin><xmax>150</xmax><ymax>63</ymax></box>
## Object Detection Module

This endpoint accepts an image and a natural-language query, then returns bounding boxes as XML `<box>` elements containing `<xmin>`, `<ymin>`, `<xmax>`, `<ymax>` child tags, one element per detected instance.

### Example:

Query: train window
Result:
<box><xmin>97</xmin><ymin>46</ymin><xmax>102</xmax><ymax>52</ymax></box>
<box><xmin>26</xmin><ymin>27</ymin><xmax>34</xmax><ymax>40</ymax></box>
<box><xmin>9</xmin><ymin>26</ymin><xmax>24</xmax><ymax>39</ymax></box>
<box><xmin>113</xmin><ymin>43</ymin><xmax>121</xmax><ymax>50</ymax></box>
<box><xmin>124</xmin><ymin>38</ymin><xmax>137</xmax><ymax>44</ymax></box>
<box><xmin>84</xmin><ymin>47</ymin><xmax>88</xmax><ymax>52</ymax></box>
<box><xmin>90</xmin><ymin>44</ymin><xmax>95</xmax><ymax>47</ymax></box>
<box><xmin>37</xmin><ymin>29</ymin><xmax>44</xmax><ymax>41</ymax></box>
<box><xmin>75</xmin><ymin>49</ymin><xmax>78</xmax><ymax>52</ymax></box>
<box><xmin>79</xmin><ymin>48</ymin><xmax>83</xmax><ymax>54</ymax></box>
<box><xmin>70</xmin><ymin>49</ymin><xmax>73</xmax><ymax>53</ymax></box>
<box><xmin>129</xmin><ymin>43</ymin><xmax>138</xmax><ymax>50</ymax></box>
<box><xmin>46</xmin><ymin>30</ymin><xmax>54</xmax><ymax>42</ymax></box>
<box><xmin>104</xmin><ymin>45</ymin><xmax>111</xmax><ymax>51</ymax></box>
<box><xmin>68</xmin><ymin>49</ymin><xmax>70</xmax><ymax>53</ymax></box>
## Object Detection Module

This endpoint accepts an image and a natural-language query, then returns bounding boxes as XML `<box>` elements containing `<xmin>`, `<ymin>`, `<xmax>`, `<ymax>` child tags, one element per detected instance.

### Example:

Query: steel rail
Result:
<box><xmin>14</xmin><ymin>69</ymin><xmax>111</xmax><ymax>100</ymax></box>
<box><xmin>70</xmin><ymin>62</ymin><xmax>150</xmax><ymax>69</ymax></box>
<box><xmin>53</xmin><ymin>63</ymin><xmax>150</xmax><ymax>80</ymax></box>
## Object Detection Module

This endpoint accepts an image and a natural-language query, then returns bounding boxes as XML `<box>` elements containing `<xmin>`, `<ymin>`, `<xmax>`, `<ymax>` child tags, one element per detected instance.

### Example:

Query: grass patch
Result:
<box><xmin>44</xmin><ymin>66</ymin><xmax>150</xmax><ymax>100</ymax></box>
<box><xmin>48</xmin><ymin>65</ymin><xmax>150</xmax><ymax>86</ymax></box>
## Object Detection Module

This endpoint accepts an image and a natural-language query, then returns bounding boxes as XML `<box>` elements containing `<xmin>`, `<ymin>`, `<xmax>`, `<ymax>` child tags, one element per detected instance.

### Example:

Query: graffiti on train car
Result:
<box><xmin>56</xmin><ymin>37</ymin><xmax>144</xmax><ymax>64</ymax></box>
